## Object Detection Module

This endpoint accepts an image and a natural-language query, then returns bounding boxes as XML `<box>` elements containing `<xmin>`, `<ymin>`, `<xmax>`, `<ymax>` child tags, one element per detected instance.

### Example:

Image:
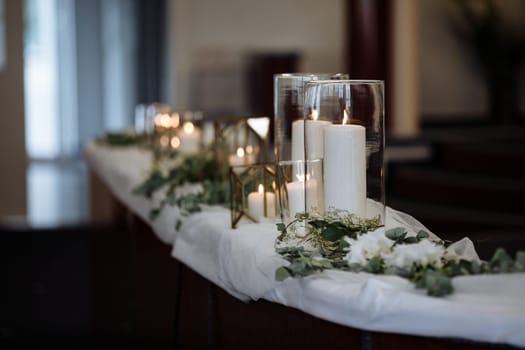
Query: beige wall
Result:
<box><xmin>166</xmin><ymin>0</ymin><xmax>345</xmax><ymax>108</ymax></box>
<box><xmin>0</xmin><ymin>0</ymin><xmax>26</xmax><ymax>218</ymax></box>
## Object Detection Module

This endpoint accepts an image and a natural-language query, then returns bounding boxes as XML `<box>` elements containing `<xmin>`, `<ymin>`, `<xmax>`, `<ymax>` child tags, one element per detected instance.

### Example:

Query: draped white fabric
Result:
<box><xmin>86</xmin><ymin>143</ymin><xmax>525</xmax><ymax>348</ymax></box>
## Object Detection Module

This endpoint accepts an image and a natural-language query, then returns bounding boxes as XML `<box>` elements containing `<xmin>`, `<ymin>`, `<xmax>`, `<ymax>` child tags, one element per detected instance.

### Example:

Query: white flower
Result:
<box><xmin>344</xmin><ymin>228</ymin><xmax>391</xmax><ymax>265</ymax></box>
<box><xmin>384</xmin><ymin>239</ymin><xmax>445</xmax><ymax>269</ymax></box>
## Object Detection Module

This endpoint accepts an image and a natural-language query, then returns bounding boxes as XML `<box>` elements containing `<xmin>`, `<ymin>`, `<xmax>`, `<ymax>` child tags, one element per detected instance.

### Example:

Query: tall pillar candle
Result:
<box><xmin>323</xmin><ymin>124</ymin><xmax>366</xmax><ymax>217</ymax></box>
<box><xmin>291</xmin><ymin>120</ymin><xmax>331</xmax><ymax>161</ymax></box>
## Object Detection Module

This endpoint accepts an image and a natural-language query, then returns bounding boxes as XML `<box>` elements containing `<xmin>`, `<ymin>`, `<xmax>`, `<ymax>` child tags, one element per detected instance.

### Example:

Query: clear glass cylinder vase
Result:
<box><xmin>274</xmin><ymin>73</ymin><xmax>348</xmax><ymax>221</ymax></box>
<box><xmin>303</xmin><ymin>80</ymin><xmax>385</xmax><ymax>223</ymax></box>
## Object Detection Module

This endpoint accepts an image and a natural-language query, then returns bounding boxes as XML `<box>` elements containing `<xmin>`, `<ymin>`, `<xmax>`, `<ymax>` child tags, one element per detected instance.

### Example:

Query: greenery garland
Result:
<box><xmin>96</xmin><ymin>131</ymin><xmax>230</xmax><ymax>223</ymax></box>
<box><xmin>95</xmin><ymin>132</ymin><xmax>149</xmax><ymax>147</ymax></box>
<box><xmin>95</xmin><ymin>132</ymin><xmax>525</xmax><ymax>297</ymax></box>
<box><xmin>275</xmin><ymin>211</ymin><xmax>525</xmax><ymax>297</ymax></box>
<box><xmin>132</xmin><ymin>152</ymin><xmax>230</xmax><ymax>222</ymax></box>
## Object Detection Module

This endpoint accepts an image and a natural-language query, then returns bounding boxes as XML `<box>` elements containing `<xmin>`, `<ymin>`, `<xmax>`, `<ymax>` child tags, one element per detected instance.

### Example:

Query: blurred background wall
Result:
<box><xmin>0</xmin><ymin>0</ymin><xmax>524</xmax><ymax>226</ymax></box>
<box><xmin>167</xmin><ymin>0</ymin><xmax>345</xmax><ymax>114</ymax></box>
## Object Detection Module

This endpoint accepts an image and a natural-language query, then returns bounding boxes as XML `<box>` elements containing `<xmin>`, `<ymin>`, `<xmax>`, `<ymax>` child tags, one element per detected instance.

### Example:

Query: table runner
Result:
<box><xmin>85</xmin><ymin>143</ymin><xmax>525</xmax><ymax>347</ymax></box>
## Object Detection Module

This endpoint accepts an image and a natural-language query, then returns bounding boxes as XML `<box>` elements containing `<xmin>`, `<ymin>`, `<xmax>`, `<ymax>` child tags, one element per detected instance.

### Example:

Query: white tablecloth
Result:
<box><xmin>86</xmin><ymin>143</ymin><xmax>525</xmax><ymax>348</ymax></box>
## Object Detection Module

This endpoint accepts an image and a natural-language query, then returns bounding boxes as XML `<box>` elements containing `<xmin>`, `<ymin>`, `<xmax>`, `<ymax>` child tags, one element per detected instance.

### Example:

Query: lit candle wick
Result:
<box><xmin>171</xmin><ymin>136</ymin><xmax>180</xmax><ymax>149</ymax></box>
<box><xmin>236</xmin><ymin>147</ymin><xmax>245</xmax><ymax>157</ymax></box>
<box><xmin>183</xmin><ymin>121</ymin><xmax>194</xmax><ymax>134</ymax></box>
<box><xmin>155</xmin><ymin>113</ymin><xmax>173</xmax><ymax>128</ymax></box>
<box><xmin>342</xmin><ymin>110</ymin><xmax>349</xmax><ymax>125</ymax></box>
<box><xmin>312</xmin><ymin>108</ymin><xmax>319</xmax><ymax>121</ymax></box>
<box><xmin>258</xmin><ymin>184</ymin><xmax>264</xmax><ymax>194</ymax></box>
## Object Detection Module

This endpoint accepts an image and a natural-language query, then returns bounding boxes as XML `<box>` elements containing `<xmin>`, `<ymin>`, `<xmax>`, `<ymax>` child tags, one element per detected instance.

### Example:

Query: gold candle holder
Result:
<box><xmin>213</xmin><ymin>116</ymin><xmax>271</xmax><ymax>182</ymax></box>
<box><xmin>230</xmin><ymin>163</ymin><xmax>276</xmax><ymax>229</ymax></box>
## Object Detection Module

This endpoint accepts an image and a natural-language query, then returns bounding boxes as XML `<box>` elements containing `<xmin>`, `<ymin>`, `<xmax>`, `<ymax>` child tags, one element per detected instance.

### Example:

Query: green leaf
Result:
<box><xmin>97</xmin><ymin>132</ymin><xmax>148</xmax><ymax>146</ymax></box>
<box><xmin>338</xmin><ymin>239</ymin><xmax>350</xmax><ymax>249</ymax></box>
<box><xmin>321</xmin><ymin>223</ymin><xmax>346</xmax><ymax>242</ymax></box>
<box><xmin>386</xmin><ymin>227</ymin><xmax>407</xmax><ymax>241</ymax></box>
<box><xmin>416</xmin><ymin>230</ymin><xmax>430</xmax><ymax>239</ymax></box>
<box><xmin>276</xmin><ymin>223</ymin><xmax>286</xmax><ymax>234</ymax></box>
<box><xmin>403</xmin><ymin>236</ymin><xmax>419</xmax><ymax>244</ymax></box>
<box><xmin>470</xmin><ymin>259</ymin><xmax>481</xmax><ymax>274</ymax></box>
<box><xmin>489</xmin><ymin>248</ymin><xmax>513</xmax><ymax>272</ymax></box>
<box><xmin>311</xmin><ymin>258</ymin><xmax>333</xmax><ymax>269</ymax></box>
<box><xmin>133</xmin><ymin>170</ymin><xmax>167</xmax><ymax>198</ymax></box>
<box><xmin>308</xmin><ymin>219</ymin><xmax>326</xmax><ymax>229</ymax></box>
<box><xmin>289</xmin><ymin>260</ymin><xmax>307</xmax><ymax>274</ymax></box>
<box><xmin>422</xmin><ymin>270</ymin><xmax>453</xmax><ymax>297</ymax></box>
<box><xmin>166</xmin><ymin>191</ymin><xmax>177</xmax><ymax>205</ymax></box>
<box><xmin>275</xmin><ymin>246</ymin><xmax>304</xmax><ymax>258</ymax></box>
<box><xmin>275</xmin><ymin>267</ymin><xmax>292</xmax><ymax>281</ymax></box>
<box><xmin>364</xmin><ymin>256</ymin><xmax>384</xmax><ymax>274</ymax></box>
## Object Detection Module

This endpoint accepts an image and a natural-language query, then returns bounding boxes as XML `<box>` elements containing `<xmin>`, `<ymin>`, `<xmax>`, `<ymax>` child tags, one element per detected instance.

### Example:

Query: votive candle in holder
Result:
<box><xmin>178</xmin><ymin>121</ymin><xmax>201</xmax><ymax>155</ymax></box>
<box><xmin>247</xmin><ymin>184</ymin><xmax>276</xmax><ymax>221</ymax></box>
<box><xmin>276</xmin><ymin>159</ymin><xmax>323</xmax><ymax>223</ymax></box>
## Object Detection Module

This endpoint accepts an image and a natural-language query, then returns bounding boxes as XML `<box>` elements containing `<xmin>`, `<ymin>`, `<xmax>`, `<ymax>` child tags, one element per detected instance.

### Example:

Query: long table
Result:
<box><xmin>86</xmin><ymin>143</ymin><xmax>525</xmax><ymax>349</ymax></box>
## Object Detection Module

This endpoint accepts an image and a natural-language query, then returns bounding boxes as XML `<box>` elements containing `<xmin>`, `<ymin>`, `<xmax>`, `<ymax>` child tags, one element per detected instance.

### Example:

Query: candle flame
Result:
<box><xmin>312</xmin><ymin>108</ymin><xmax>319</xmax><ymax>120</ymax></box>
<box><xmin>236</xmin><ymin>147</ymin><xmax>245</xmax><ymax>157</ymax></box>
<box><xmin>342</xmin><ymin>110</ymin><xmax>349</xmax><ymax>125</ymax></box>
<box><xmin>171</xmin><ymin>136</ymin><xmax>180</xmax><ymax>149</ymax></box>
<box><xmin>258</xmin><ymin>184</ymin><xmax>264</xmax><ymax>193</ymax></box>
<box><xmin>155</xmin><ymin>113</ymin><xmax>173</xmax><ymax>128</ymax></box>
<box><xmin>183</xmin><ymin>121</ymin><xmax>194</xmax><ymax>134</ymax></box>
<box><xmin>245</xmin><ymin>145</ymin><xmax>253</xmax><ymax>154</ymax></box>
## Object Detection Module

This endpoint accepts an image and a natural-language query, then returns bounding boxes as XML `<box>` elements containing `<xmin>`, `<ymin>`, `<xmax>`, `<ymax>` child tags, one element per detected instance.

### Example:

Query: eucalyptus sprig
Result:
<box><xmin>276</xmin><ymin>209</ymin><xmax>382</xmax><ymax>258</ymax></box>
<box><xmin>386</xmin><ymin>227</ymin><xmax>431</xmax><ymax>245</ymax></box>
<box><xmin>275</xmin><ymin>216</ymin><xmax>525</xmax><ymax>297</ymax></box>
<box><xmin>96</xmin><ymin>132</ymin><xmax>149</xmax><ymax>147</ymax></box>
<box><xmin>133</xmin><ymin>152</ymin><xmax>230</xmax><ymax>221</ymax></box>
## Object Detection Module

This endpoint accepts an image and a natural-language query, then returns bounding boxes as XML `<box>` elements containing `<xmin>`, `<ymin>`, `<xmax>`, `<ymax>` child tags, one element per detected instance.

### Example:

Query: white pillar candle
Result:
<box><xmin>178</xmin><ymin>121</ymin><xmax>201</xmax><ymax>154</ymax></box>
<box><xmin>286</xmin><ymin>177</ymin><xmax>318</xmax><ymax>219</ymax></box>
<box><xmin>291</xmin><ymin>120</ymin><xmax>331</xmax><ymax>161</ymax></box>
<box><xmin>247</xmin><ymin>184</ymin><xmax>276</xmax><ymax>221</ymax></box>
<box><xmin>323</xmin><ymin>122</ymin><xmax>366</xmax><ymax>217</ymax></box>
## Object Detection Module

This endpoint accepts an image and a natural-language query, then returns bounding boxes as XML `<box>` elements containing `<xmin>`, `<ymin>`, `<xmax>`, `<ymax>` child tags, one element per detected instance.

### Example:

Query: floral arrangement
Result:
<box><xmin>275</xmin><ymin>210</ymin><xmax>525</xmax><ymax>297</ymax></box>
